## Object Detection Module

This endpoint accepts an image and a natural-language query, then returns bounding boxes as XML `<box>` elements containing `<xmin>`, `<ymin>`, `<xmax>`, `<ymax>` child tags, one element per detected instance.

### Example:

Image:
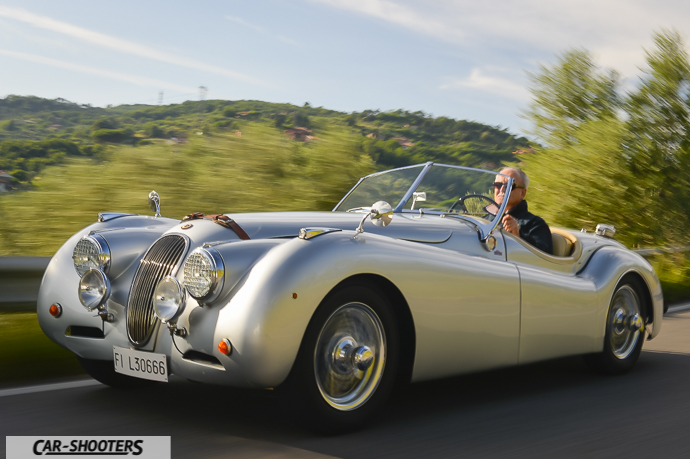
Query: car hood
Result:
<box><xmin>211</xmin><ymin>211</ymin><xmax>459</xmax><ymax>243</ymax></box>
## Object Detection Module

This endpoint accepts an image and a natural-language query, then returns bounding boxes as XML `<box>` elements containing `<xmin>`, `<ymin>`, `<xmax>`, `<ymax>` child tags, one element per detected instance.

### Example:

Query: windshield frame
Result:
<box><xmin>333</xmin><ymin>162</ymin><xmax>514</xmax><ymax>241</ymax></box>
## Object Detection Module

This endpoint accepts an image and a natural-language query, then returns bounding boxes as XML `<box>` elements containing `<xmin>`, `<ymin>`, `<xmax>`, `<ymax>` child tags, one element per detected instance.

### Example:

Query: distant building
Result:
<box><xmin>394</xmin><ymin>137</ymin><xmax>414</xmax><ymax>149</ymax></box>
<box><xmin>512</xmin><ymin>148</ymin><xmax>535</xmax><ymax>155</ymax></box>
<box><xmin>0</xmin><ymin>171</ymin><xmax>14</xmax><ymax>192</ymax></box>
<box><xmin>285</xmin><ymin>127</ymin><xmax>312</xmax><ymax>142</ymax></box>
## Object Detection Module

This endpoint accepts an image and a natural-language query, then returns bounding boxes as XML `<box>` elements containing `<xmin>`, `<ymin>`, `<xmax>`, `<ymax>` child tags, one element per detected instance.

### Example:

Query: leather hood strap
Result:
<box><xmin>182</xmin><ymin>213</ymin><xmax>251</xmax><ymax>240</ymax></box>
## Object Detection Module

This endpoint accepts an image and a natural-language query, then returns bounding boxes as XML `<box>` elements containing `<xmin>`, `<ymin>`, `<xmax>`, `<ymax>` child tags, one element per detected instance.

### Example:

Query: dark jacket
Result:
<box><xmin>505</xmin><ymin>200</ymin><xmax>553</xmax><ymax>254</ymax></box>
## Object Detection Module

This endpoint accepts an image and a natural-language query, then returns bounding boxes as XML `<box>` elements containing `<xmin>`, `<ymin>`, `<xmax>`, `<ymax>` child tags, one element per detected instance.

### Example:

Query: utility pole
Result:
<box><xmin>158</xmin><ymin>91</ymin><xmax>164</xmax><ymax>105</ymax></box>
<box><xmin>198</xmin><ymin>86</ymin><xmax>208</xmax><ymax>131</ymax></box>
<box><xmin>199</xmin><ymin>86</ymin><xmax>207</xmax><ymax>112</ymax></box>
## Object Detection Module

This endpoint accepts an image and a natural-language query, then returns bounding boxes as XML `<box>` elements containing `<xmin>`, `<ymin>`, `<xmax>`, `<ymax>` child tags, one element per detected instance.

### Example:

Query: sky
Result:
<box><xmin>1</xmin><ymin>0</ymin><xmax>690</xmax><ymax>136</ymax></box>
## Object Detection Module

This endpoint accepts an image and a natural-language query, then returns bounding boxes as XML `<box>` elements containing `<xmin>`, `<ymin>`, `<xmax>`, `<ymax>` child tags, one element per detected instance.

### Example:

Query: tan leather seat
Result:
<box><xmin>551</xmin><ymin>233</ymin><xmax>574</xmax><ymax>257</ymax></box>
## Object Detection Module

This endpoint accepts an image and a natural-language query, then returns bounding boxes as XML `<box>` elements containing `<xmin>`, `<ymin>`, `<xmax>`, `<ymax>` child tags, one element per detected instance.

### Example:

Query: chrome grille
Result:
<box><xmin>127</xmin><ymin>235</ymin><xmax>187</xmax><ymax>346</ymax></box>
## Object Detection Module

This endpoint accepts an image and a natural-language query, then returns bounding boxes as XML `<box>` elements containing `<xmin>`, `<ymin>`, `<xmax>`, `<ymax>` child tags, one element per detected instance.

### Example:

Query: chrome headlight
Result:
<box><xmin>73</xmin><ymin>233</ymin><xmax>110</xmax><ymax>277</ymax></box>
<box><xmin>183</xmin><ymin>247</ymin><xmax>225</xmax><ymax>302</ymax></box>
<box><xmin>154</xmin><ymin>276</ymin><xmax>186</xmax><ymax>324</ymax></box>
<box><xmin>78</xmin><ymin>269</ymin><xmax>111</xmax><ymax>311</ymax></box>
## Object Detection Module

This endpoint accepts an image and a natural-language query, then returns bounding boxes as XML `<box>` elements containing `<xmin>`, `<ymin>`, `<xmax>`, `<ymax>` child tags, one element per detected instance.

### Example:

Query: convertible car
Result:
<box><xmin>37</xmin><ymin>162</ymin><xmax>663</xmax><ymax>432</ymax></box>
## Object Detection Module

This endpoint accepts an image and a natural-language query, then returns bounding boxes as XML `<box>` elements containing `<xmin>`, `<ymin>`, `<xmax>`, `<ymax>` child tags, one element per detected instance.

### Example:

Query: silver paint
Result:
<box><xmin>36</xmin><ymin>165</ymin><xmax>664</xmax><ymax>391</ymax></box>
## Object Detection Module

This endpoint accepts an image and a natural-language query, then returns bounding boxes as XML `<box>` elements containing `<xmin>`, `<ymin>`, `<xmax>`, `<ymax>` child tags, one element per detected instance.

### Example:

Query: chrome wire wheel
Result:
<box><xmin>608</xmin><ymin>285</ymin><xmax>643</xmax><ymax>360</ymax></box>
<box><xmin>314</xmin><ymin>302</ymin><xmax>386</xmax><ymax>411</ymax></box>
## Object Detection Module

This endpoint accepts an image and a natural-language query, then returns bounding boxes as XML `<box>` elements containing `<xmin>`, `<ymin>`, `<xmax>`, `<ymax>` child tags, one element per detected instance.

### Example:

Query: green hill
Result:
<box><xmin>0</xmin><ymin>95</ymin><xmax>531</xmax><ymax>256</ymax></box>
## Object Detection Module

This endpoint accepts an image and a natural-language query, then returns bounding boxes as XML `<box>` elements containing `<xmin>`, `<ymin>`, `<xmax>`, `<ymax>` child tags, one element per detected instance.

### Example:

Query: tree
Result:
<box><xmin>522</xmin><ymin>118</ymin><xmax>642</xmax><ymax>244</ymax></box>
<box><xmin>623</xmin><ymin>29</ymin><xmax>690</xmax><ymax>244</ymax></box>
<box><xmin>523</xmin><ymin>49</ymin><xmax>620</xmax><ymax>149</ymax></box>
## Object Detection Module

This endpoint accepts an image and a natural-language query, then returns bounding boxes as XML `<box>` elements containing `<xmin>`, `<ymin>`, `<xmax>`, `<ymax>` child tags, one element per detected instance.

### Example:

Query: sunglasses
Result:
<box><xmin>493</xmin><ymin>182</ymin><xmax>524</xmax><ymax>191</ymax></box>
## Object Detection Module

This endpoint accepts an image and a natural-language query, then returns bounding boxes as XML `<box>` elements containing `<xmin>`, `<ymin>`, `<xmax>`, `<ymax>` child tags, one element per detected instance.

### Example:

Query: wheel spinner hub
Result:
<box><xmin>608</xmin><ymin>285</ymin><xmax>643</xmax><ymax>360</ymax></box>
<box><xmin>314</xmin><ymin>302</ymin><xmax>386</xmax><ymax>411</ymax></box>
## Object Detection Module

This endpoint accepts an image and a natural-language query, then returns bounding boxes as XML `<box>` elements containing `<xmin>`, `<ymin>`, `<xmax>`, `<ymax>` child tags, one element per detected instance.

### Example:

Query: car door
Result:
<box><xmin>503</xmin><ymin>234</ymin><xmax>599</xmax><ymax>364</ymax></box>
<box><xmin>406</xmin><ymin>228</ymin><xmax>522</xmax><ymax>382</ymax></box>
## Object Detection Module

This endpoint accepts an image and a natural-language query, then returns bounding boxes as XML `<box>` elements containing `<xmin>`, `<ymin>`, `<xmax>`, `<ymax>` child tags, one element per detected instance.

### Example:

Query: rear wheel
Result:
<box><xmin>585</xmin><ymin>281</ymin><xmax>645</xmax><ymax>375</ymax></box>
<box><xmin>77</xmin><ymin>357</ymin><xmax>158</xmax><ymax>388</ymax></box>
<box><xmin>278</xmin><ymin>282</ymin><xmax>399</xmax><ymax>433</ymax></box>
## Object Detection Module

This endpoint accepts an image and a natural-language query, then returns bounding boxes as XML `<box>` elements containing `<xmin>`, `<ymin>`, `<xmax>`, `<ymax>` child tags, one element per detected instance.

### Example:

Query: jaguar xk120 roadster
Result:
<box><xmin>37</xmin><ymin>162</ymin><xmax>663</xmax><ymax>431</ymax></box>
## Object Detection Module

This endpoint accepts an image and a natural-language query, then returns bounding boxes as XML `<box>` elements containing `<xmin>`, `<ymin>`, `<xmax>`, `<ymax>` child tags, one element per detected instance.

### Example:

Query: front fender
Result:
<box><xmin>580</xmin><ymin>246</ymin><xmax>663</xmax><ymax>341</ymax></box>
<box><xmin>208</xmin><ymin>231</ymin><xmax>408</xmax><ymax>387</ymax></box>
<box><xmin>37</xmin><ymin>216</ymin><xmax>180</xmax><ymax>353</ymax></box>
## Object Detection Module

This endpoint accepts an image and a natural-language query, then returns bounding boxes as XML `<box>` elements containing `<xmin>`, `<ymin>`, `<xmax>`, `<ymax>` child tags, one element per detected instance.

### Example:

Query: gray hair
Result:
<box><xmin>499</xmin><ymin>167</ymin><xmax>529</xmax><ymax>189</ymax></box>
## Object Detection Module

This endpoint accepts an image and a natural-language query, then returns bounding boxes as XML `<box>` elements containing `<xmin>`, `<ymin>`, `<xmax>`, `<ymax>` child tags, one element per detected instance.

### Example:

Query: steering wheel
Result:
<box><xmin>448</xmin><ymin>194</ymin><xmax>499</xmax><ymax>217</ymax></box>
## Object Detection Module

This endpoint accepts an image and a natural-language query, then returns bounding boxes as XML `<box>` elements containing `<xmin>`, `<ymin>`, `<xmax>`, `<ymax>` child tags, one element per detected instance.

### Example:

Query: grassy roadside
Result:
<box><xmin>0</xmin><ymin>311</ymin><xmax>85</xmax><ymax>388</ymax></box>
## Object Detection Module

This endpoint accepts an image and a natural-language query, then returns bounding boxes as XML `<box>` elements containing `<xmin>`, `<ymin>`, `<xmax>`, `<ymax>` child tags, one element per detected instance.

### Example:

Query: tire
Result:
<box><xmin>278</xmin><ymin>282</ymin><xmax>400</xmax><ymax>433</ymax></box>
<box><xmin>585</xmin><ymin>281</ymin><xmax>646</xmax><ymax>375</ymax></box>
<box><xmin>77</xmin><ymin>357</ymin><xmax>158</xmax><ymax>389</ymax></box>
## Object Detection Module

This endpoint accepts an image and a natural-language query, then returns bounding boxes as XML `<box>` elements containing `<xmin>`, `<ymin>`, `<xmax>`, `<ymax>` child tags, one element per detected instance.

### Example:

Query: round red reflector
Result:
<box><xmin>218</xmin><ymin>339</ymin><xmax>232</xmax><ymax>355</ymax></box>
<box><xmin>49</xmin><ymin>303</ymin><xmax>62</xmax><ymax>317</ymax></box>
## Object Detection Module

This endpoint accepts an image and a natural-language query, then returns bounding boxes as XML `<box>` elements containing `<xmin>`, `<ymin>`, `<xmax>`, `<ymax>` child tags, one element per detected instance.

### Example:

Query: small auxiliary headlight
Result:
<box><xmin>154</xmin><ymin>276</ymin><xmax>186</xmax><ymax>324</ymax></box>
<box><xmin>73</xmin><ymin>234</ymin><xmax>111</xmax><ymax>277</ymax></box>
<box><xmin>78</xmin><ymin>269</ymin><xmax>111</xmax><ymax>311</ymax></box>
<box><xmin>183</xmin><ymin>247</ymin><xmax>225</xmax><ymax>302</ymax></box>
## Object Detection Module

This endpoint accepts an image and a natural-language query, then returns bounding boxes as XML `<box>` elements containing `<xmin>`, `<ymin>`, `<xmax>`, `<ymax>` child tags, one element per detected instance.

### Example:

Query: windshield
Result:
<box><xmin>333</xmin><ymin>163</ymin><xmax>512</xmax><ymax>238</ymax></box>
<box><xmin>334</xmin><ymin>165</ymin><xmax>425</xmax><ymax>212</ymax></box>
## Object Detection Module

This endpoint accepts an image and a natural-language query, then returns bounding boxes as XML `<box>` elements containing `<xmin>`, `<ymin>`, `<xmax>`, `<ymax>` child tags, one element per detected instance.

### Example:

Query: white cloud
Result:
<box><xmin>226</xmin><ymin>15</ymin><xmax>265</xmax><ymax>33</ymax></box>
<box><xmin>441</xmin><ymin>68</ymin><xmax>530</xmax><ymax>102</ymax></box>
<box><xmin>308</xmin><ymin>0</ymin><xmax>465</xmax><ymax>43</ymax></box>
<box><xmin>225</xmin><ymin>14</ymin><xmax>298</xmax><ymax>46</ymax></box>
<box><xmin>307</xmin><ymin>0</ymin><xmax>690</xmax><ymax>79</ymax></box>
<box><xmin>0</xmin><ymin>49</ymin><xmax>199</xmax><ymax>93</ymax></box>
<box><xmin>278</xmin><ymin>36</ymin><xmax>299</xmax><ymax>46</ymax></box>
<box><xmin>0</xmin><ymin>6</ymin><xmax>263</xmax><ymax>85</ymax></box>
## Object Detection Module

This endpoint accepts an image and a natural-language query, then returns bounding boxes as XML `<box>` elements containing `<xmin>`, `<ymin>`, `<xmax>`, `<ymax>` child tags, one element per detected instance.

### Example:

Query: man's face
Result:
<box><xmin>494</xmin><ymin>170</ymin><xmax>527</xmax><ymax>209</ymax></box>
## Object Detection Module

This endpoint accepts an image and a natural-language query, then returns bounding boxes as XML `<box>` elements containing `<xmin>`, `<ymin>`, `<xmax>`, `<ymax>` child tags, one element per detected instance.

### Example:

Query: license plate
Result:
<box><xmin>113</xmin><ymin>346</ymin><xmax>168</xmax><ymax>382</ymax></box>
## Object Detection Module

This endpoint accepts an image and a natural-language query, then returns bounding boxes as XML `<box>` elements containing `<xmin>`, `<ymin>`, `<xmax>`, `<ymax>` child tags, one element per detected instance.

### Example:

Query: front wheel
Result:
<box><xmin>585</xmin><ymin>282</ymin><xmax>646</xmax><ymax>375</ymax></box>
<box><xmin>278</xmin><ymin>283</ymin><xmax>399</xmax><ymax>433</ymax></box>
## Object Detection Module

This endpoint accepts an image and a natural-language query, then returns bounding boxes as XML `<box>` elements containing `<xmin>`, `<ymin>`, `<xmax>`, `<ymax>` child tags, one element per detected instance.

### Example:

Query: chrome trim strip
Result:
<box><xmin>298</xmin><ymin>227</ymin><xmax>343</xmax><ymax>240</ymax></box>
<box><xmin>98</xmin><ymin>212</ymin><xmax>133</xmax><ymax>222</ymax></box>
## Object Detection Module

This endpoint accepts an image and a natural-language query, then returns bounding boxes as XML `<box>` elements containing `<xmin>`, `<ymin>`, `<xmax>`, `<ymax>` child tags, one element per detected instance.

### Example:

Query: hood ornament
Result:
<box><xmin>148</xmin><ymin>191</ymin><xmax>161</xmax><ymax>218</ymax></box>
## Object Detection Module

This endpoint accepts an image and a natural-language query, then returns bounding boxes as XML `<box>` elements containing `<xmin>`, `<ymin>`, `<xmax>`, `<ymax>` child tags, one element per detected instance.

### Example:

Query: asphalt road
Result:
<box><xmin>3</xmin><ymin>308</ymin><xmax>690</xmax><ymax>459</ymax></box>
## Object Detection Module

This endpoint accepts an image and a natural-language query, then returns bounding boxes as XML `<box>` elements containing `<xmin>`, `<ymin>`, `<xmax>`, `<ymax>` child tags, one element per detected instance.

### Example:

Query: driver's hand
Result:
<box><xmin>502</xmin><ymin>215</ymin><xmax>520</xmax><ymax>237</ymax></box>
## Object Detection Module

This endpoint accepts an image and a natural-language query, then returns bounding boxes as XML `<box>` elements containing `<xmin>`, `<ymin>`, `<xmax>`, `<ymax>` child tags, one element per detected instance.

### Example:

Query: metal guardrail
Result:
<box><xmin>0</xmin><ymin>246</ymin><xmax>687</xmax><ymax>313</ymax></box>
<box><xmin>0</xmin><ymin>257</ymin><xmax>50</xmax><ymax>312</ymax></box>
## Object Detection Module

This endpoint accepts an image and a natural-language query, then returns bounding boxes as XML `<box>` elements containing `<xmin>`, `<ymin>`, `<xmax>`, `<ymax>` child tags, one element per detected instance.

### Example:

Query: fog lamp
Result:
<box><xmin>154</xmin><ymin>276</ymin><xmax>186</xmax><ymax>324</ymax></box>
<box><xmin>78</xmin><ymin>269</ymin><xmax>111</xmax><ymax>311</ymax></box>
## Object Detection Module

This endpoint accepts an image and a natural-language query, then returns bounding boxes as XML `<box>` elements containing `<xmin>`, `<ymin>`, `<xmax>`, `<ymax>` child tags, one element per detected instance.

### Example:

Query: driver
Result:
<box><xmin>494</xmin><ymin>167</ymin><xmax>553</xmax><ymax>254</ymax></box>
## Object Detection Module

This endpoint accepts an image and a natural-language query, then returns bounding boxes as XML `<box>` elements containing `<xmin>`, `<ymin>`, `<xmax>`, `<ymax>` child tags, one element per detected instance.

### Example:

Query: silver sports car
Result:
<box><xmin>37</xmin><ymin>162</ymin><xmax>663</xmax><ymax>432</ymax></box>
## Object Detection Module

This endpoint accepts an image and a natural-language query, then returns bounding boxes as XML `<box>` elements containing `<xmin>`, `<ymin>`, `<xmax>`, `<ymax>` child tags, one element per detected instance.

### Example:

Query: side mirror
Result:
<box><xmin>148</xmin><ymin>191</ymin><xmax>161</xmax><ymax>218</ymax></box>
<box><xmin>355</xmin><ymin>201</ymin><xmax>393</xmax><ymax>235</ymax></box>
<box><xmin>370</xmin><ymin>201</ymin><xmax>393</xmax><ymax>227</ymax></box>
<box><xmin>411</xmin><ymin>191</ymin><xmax>426</xmax><ymax>210</ymax></box>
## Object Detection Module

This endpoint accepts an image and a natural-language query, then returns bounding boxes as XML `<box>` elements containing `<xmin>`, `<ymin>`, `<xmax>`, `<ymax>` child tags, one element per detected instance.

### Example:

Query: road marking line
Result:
<box><xmin>0</xmin><ymin>379</ymin><xmax>101</xmax><ymax>398</ymax></box>
<box><xmin>667</xmin><ymin>303</ymin><xmax>690</xmax><ymax>314</ymax></box>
